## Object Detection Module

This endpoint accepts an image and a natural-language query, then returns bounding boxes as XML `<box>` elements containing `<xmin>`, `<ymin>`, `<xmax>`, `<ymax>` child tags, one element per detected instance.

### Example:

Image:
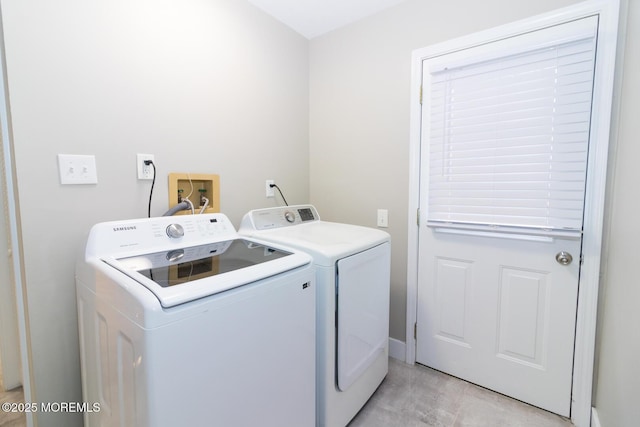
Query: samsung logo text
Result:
<box><xmin>113</xmin><ymin>226</ymin><xmax>137</xmax><ymax>232</ymax></box>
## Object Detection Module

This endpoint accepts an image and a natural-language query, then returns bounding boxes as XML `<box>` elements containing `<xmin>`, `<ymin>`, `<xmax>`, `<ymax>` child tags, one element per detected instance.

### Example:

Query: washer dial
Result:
<box><xmin>166</xmin><ymin>223</ymin><xmax>185</xmax><ymax>238</ymax></box>
<box><xmin>284</xmin><ymin>211</ymin><xmax>295</xmax><ymax>223</ymax></box>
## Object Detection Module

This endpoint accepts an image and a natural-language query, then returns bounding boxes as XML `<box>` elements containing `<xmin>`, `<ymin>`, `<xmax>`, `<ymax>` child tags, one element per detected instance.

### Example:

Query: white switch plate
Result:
<box><xmin>58</xmin><ymin>154</ymin><xmax>98</xmax><ymax>185</ymax></box>
<box><xmin>377</xmin><ymin>209</ymin><xmax>388</xmax><ymax>228</ymax></box>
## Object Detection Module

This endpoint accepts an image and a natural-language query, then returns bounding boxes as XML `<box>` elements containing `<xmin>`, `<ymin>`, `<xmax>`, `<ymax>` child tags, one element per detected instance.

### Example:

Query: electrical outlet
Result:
<box><xmin>137</xmin><ymin>154</ymin><xmax>155</xmax><ymax>180</ymax></box>
<box><xmin>266</xmin><ymin>180</ymin><xmax>275</xmax><ymax>198</ymax></box>
<box><xmin>377</xmin><ymin>209</ymin><xmax>389</xmax><ymax>228</ymax></box>
<box><xmin>57</xmin><ymin>154</ymin><xmax>98</xmax><ymax>185</ymax></box>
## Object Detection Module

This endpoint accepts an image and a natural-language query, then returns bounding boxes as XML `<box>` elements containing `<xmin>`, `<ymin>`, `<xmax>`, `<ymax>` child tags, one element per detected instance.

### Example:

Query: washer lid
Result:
<box><xmin>243</xmin><ymin>221</ymin><xmax>389</xmax><ymax>266</ymax></box>
<box><xmin>103</xmin><ymin>238</ymin><xmax>310</xmax><ymax>307</ymax></box>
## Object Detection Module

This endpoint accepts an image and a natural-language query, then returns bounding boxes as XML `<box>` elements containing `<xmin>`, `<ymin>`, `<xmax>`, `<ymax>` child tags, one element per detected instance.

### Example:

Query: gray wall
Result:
<box><xmin>309</xmin><ymin>0</ymin><xmax>638</xmax><ymax>426</ymax></box>
<box><xmin>0</xmin><ymin>0</ymin><xmax>308</xmax><ymax>425</ymax></box>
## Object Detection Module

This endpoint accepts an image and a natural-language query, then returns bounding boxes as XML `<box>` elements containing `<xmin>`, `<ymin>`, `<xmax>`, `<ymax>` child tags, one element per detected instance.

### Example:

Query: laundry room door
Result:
<box><xmin>415</xmin><ymin>16</ymin><xmax>599</xmax><ymax>417</ymax></box>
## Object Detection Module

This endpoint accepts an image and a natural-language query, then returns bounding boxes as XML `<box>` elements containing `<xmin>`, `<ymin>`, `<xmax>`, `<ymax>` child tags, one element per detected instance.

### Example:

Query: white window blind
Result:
<box><xmin>426</xmin><ymin>29</ymin><xmax>597</xmax><ymax>237</ymax></box>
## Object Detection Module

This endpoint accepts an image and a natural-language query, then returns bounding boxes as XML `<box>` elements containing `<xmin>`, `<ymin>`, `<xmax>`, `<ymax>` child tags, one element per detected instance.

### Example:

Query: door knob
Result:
<box><xmin>555</xmin><ymin>251</ymin><xmax>573</xmax><ymax>265</ymax></box>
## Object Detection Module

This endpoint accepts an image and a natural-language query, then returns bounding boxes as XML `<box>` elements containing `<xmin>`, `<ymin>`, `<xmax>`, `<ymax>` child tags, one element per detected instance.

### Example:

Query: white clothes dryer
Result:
<box><xmin>76</xmin><ymin>213</ymin><xmax>316</xmax><ymax>427</ymax></box>
<box><xmin>240</xmin><ymin>205</ymin><xmax>390</xmax><ymax>427</ymax></box>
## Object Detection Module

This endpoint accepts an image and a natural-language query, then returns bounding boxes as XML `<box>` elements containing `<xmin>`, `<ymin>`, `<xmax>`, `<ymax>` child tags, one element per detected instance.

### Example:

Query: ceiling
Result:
<box><xmin>247</xmin><ymin>0</ymin><xmax>408</xmax><ymax>39</ymax></box>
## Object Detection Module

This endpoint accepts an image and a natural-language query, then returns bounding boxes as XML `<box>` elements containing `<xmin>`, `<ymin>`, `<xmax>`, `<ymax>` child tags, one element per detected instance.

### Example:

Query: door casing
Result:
<box><xmin>405</xmin><ymin>1</ymin><xmax>620</xmax><ymax>426</ymax></box>
<box><xmin>0</xmin><ymin>9</ymin><xmax>33</xmax><ymax>426</ymax></box>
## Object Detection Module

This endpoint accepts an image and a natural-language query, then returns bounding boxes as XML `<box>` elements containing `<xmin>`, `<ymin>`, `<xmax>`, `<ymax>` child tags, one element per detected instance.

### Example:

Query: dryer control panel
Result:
<box><xmin>241</xmin><ymin>205</ymin><xmax>320</xmax><ymax>231</ymax></box>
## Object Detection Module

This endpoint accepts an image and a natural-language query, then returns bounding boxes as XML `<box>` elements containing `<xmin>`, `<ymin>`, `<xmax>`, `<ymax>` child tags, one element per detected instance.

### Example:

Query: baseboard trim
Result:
<box><xmin>389</xmin><ymin>337</ymin><xmax>406</xmax><ymax>361</ymax></box>
<box><xmin>591</xmin><ymin>407</ymin><xmax>601</xmax><ymax>427</ymax></box>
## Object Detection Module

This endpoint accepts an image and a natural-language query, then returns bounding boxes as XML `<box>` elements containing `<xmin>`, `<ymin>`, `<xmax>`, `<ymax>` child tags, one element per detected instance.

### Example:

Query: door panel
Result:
<box><xmin>434</xmin><ymin>257</ymin><xmax>472</xmax><ymax>346</ymax></box>
<box><xmin>417</xmin><ymin>230</ymin><xmax>580</xmax><ymax>416</ymax></box>
<box><xmin>497</xmin><ymin>266</ymin><xmax>549</xmax><ymax>367</ymax></box>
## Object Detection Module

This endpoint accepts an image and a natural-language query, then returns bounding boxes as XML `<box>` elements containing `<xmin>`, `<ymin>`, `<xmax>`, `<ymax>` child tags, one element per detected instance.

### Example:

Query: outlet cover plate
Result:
<box><xmin>266</xmin><ymin>180</ymin><xmax>275</xmax><ymax>197</ymax></box>
<box><xmin>137</xmin><ymin>154</ymin><xmax>155</xmax><ymax>180</ymax></box>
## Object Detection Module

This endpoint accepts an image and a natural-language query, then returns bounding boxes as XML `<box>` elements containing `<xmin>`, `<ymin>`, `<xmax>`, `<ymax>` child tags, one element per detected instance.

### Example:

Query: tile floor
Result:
<box><xmin>0</xmin><ymin>357</ymin><xmax>573</xmax><ymax>427</ymax></box>
<box><xmin>350</xmin><ymin>358</ymin><xmax>573</xmax><ymax>427</ymax></box>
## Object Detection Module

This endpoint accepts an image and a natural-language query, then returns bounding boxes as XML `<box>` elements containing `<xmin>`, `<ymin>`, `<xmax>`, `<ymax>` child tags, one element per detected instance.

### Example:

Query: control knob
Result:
<box><xmin>166</xmin><ymin>223</ymin><xmax>184</xmax><ymax>239</ymax></box>
<box><xmin>284</xmin><ymin>211</ymin><xmax>295</xmax><ymax>223</ymax></box>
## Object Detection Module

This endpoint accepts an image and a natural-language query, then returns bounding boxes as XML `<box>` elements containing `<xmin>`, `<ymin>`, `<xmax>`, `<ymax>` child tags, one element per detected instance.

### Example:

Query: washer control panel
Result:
<box><xmin>88</xmin><ymin>213</ymin><xmax>236</xmax><ymax>256</ymax></box>
<box><xmin>241</xmin><ymin>205</ymin><xmax>320</xmax><ymax>231</ymax></box>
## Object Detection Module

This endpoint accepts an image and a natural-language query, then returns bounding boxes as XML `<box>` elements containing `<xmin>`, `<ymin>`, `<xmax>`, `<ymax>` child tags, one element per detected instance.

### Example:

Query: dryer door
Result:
<box><xmin>336</xmin><ymin>242</ymin><xmax>390</xmax><ymax>391</ymax></box>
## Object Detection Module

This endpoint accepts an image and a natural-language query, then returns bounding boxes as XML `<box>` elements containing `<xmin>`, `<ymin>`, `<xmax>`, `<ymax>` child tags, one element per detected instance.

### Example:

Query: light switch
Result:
<box><xmin>58</xmin><ymin>154</ymin><xmax>98</xmax><ymax>185</ymax></box>
<box><xmin>377</xmin><ymin>209</ymin><xmax>388</xmax><ymax>228</ymax></box>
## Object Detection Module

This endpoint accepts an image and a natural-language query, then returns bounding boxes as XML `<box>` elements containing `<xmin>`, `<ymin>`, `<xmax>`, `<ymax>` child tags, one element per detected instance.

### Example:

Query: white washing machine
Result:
<box><xmin>240</xmin><ymin>205</ymin><xmax>390</xmax><ymax>427</ymax></box>
<box><xmin>76</xmin><ymin>213</ymin><xmax>316</xmax><ymax>427</ymax></box>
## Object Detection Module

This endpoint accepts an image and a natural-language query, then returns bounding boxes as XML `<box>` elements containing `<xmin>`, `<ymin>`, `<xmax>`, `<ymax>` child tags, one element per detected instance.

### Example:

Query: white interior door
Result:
<box><xmin>416</xmin><ymin>16</ymin><xmax>598</xmax><ymax>417</ymax></box>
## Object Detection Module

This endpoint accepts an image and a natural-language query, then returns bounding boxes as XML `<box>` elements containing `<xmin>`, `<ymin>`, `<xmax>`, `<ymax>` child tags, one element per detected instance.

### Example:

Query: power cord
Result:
<box><xmin>146</xmin><ymin>160</ymin><xmax>155</xmax><ymax>218</ymax></box>
<box><xmin>270</xmin><ymin>183</ymin><xmax>289</xmax><ymax>206</ymax></box>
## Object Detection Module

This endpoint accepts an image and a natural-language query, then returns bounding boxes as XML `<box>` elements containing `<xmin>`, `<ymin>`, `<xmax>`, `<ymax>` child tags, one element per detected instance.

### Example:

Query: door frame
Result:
<box><xmin>0</xmin><ymin>154</ymin><xmax>21</xmax><ymax>390</ymax></box>
<box><xmin>0</xmin><ymin>9</ymin><xmax>34</xmax><ymax>427</ymax></box>
<box><xmin>405</xmin><ymin>1</ymin><xmax>620</xmax><ymax>426</ymax></box>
